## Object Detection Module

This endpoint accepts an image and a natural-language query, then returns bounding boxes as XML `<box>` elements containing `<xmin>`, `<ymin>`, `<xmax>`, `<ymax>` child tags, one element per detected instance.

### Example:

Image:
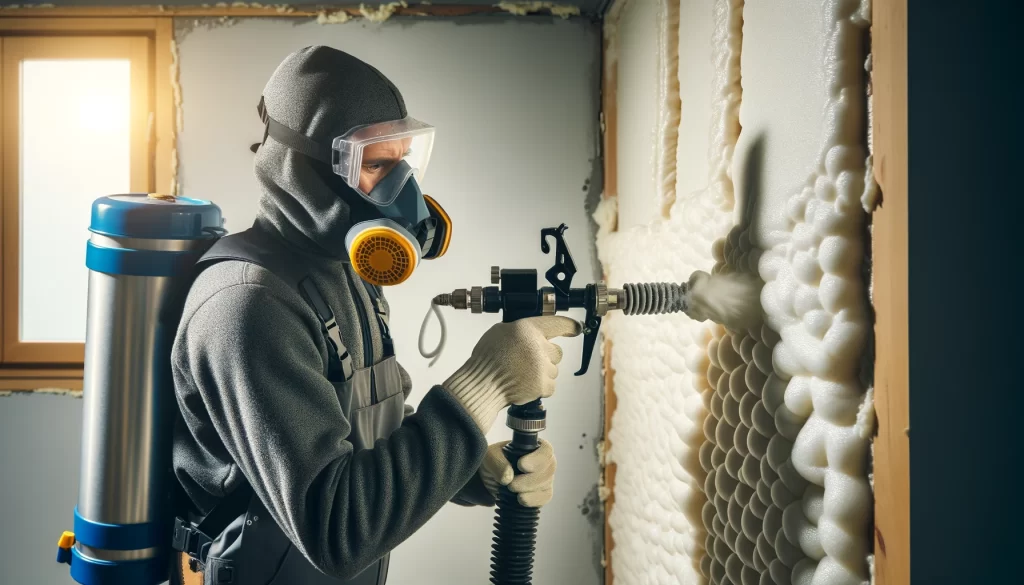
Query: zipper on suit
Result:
<box><xmin>345</xmin><ymin>270</ymin><xmax>378</xmax><ymax>404</ymax></box>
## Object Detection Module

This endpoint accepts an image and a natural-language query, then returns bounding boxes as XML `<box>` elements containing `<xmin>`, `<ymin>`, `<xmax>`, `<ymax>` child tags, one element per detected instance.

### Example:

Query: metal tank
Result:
<box><xmin>61</xmin><ymin>193</ymin><xmax>223</xmax><ymax>585</ymax></box>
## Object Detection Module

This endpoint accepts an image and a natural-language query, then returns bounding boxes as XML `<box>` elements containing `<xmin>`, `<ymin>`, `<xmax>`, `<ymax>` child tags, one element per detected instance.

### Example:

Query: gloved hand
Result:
<box><xmin>444</xmin><ymin>316</ymin><xmax>581</xmax><ymax>433</ymax></box>
<box><xmin>479</xmin><ymin>440</ymin><xmax>556</xmax><ymax>507</ymax></box>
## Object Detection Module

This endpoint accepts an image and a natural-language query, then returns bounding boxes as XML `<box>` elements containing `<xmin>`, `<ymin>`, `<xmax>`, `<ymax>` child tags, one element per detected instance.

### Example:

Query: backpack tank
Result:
<box><xmin>56</xmin><ymin>193</ymin><xmax>224</xmax><ymax>585</ymax></box>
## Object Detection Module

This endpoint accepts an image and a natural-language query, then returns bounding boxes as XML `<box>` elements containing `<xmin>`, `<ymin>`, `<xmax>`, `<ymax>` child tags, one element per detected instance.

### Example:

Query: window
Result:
<box><xmin>0</xmin><ymin>19</ymin><xmax>174</xmax><ymax>390</ymax></box>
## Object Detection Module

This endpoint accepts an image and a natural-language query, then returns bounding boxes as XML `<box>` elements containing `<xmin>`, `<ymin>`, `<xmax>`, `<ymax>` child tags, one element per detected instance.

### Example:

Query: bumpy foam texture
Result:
<box><xmin>598</xmin><ymin>0</ymin><xmax>742</xmax><ymax>582</ymax></box>
<box><xmin>751</xmin><ymin>2</ymin><xmax>873</xmax><ymax>582</ymax></box>
<box><xmin>598</xmin><ymin>1</ymin><xmax>873</xmax><ymax>584</ymax></box>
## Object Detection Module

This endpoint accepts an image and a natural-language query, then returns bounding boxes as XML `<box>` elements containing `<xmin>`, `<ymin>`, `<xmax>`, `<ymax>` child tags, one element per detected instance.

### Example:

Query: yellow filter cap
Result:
<box><xmin>58</xmin><ymin>531</ymin><xmax>76</xmax><ymax>549</ymax></box>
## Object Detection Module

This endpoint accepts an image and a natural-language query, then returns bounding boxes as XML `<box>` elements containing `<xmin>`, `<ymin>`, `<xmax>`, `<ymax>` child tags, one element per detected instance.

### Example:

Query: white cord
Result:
<box><xmin>418</xmin><ymin>300</ymin><xmax>447</xmax><ymax>367</ymax></box>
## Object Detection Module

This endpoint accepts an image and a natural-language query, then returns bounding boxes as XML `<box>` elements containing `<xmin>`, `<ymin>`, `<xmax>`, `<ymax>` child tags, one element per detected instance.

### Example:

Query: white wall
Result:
<box><xmin>175</xmin><ymin>15</ymin><xmax>604</xmax><ymax>585</ymax></box>
<box><xmin>609</xmin><ymin>0</ymin><xmax>657</xmax><ymax>231</ymax></box>
<box><xmin>0</xmin><ymin>394</ymin><xmax>84</xmax><ymax>585</ymax></box>
<box><xmin>599</xmin><ymin>1</ymin><xmax>872</xmax><ymax>584</ymax></box>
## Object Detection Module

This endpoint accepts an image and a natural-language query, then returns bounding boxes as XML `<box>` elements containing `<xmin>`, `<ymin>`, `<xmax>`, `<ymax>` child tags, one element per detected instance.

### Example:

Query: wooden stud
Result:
<box><xmin>601</xmin><ymin>25</ymin><xmax>618</xmax><ymax>201</ymax></box>
<box><xmin>0</xmin><ymin>4</ymin><xmax>554</xmax><ymax>19</ymax></box>
<box><xmin>130</xmin><ymin>35</ymin><xmax>151</xmax><ymax>193</ymax></box>
<box><xmin>154</xmin><ymin>18</ymin><xmax>174</xmax><ymax>195</ymax></box>
<box><xmin>870</xmin><ymin>0</ymin><xmax>910</xmax><ymax>582</ymax></box>
<box><xmin>0</xmin><ymin>366</ymin><xmax>84</xmax><ymax>390</ymax></box>
<box><xmin>0</xmin><ymin>378</ymin><xmax>83</xmax><ymax>391</ymax></box>
<box><xmin>600</xmin><ymin>7</ymin><xmax>620</xmax><ymax>584</ymax></box>
<box><xmin>602</xmin><ymin>340</ymin><xmax>617</xmax><ymax>585</ymax></box>
<box><xmin>0</xmin><ymin>40</ymin><xmax>4</xmax><ymax>364</ymax></box>
<box><xmin>0</xmin><ymin>16</ymin><xmax>160</xmax><ymax>32</ymax></box>
<box><xmin>599</xmin><ymin>5</ymin><xmax>621</xmax><ymax>580</ymax></box>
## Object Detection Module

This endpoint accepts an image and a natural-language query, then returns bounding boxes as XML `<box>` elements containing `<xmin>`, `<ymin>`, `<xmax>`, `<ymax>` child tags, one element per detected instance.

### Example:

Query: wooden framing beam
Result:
<box><xmin>601</xmin><ymin>342</ymin><xmax>616</xmax><ymax>585</ymax></box>
<box><xmin>0</xmin><ymin>4</ymin><xmax>584</xmax><ymax>19</ymax></box>
<box><xmin>600</xmin><ymin>5</ymin><xmax>618</xmax><ymax>583</ymax></box>
<box><xmin>869</xmin><ymin>0</ymin><xmax>910</xmax><ymax>582</ymax></box>
<box><xmin>154</xmin><ymin>17</ymin><xmax>175</xmax><ymax>194</ymax></box>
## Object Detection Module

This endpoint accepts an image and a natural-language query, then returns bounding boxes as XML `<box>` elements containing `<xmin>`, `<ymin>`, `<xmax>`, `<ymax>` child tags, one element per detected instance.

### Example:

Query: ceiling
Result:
<box><xmin>18</xmin><ymin>0</ymin><xmax>610</xmax><ymax>18</ymax></box>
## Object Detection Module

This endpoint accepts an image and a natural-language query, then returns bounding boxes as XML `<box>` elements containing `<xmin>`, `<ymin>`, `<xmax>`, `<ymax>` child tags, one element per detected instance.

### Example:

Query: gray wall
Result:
<box><xmin>0</xmin><ymin>394</ymin><xmax>85</xmax><ymax>585</ymax></box>
<box><xmin>0</xmin><ymin>14</ymin><xmax>603</xmax><ymax>585</ymax></box>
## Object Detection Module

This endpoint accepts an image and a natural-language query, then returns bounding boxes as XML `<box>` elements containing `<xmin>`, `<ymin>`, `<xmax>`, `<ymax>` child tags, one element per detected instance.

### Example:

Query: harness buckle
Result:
<box><xmin>172</xmin><ymin>516</ymin><xmax>212</xmax><ymax>573</ymax></box>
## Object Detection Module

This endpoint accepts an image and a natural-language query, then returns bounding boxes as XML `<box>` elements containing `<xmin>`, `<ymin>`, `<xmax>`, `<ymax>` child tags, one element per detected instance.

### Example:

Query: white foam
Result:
<box><xmin>599</xmin><ymin>0</ymin><xmax>742</xmax><ymax>583</ymax></box>
<box><xmin>754</xmin><ymin>1</ymin><xmax>873</xmax><ymax>582</ymax></box>
<box><xmin>599</xmin><ymin>1</ymin><xmax>873</xmax><ymax>584</ymax></box>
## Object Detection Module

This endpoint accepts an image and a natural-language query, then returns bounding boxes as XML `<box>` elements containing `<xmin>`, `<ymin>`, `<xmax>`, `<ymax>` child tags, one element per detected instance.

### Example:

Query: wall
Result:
<box><xmin>0</xmin><ymin>394</ymin><xmax>84</xmax><ymax>585</ymax></box>
<box><xmin>0</xmin><ymin>14</ymin><xmax>604</xmax><ymax>585</ymax></box>
<box><xmin>598</xmin><ymin>1</ymin><xmax>873</xmax><ymax>584</ymax></box>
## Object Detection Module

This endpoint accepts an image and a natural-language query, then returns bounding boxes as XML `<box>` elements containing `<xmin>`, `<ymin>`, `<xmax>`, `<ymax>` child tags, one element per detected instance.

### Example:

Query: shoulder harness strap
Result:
<box><xmin>360</xmin><ymin>280</ymin><xmax>395</xmax><ymax>358</ymax></box>
<box><xmin>196</xmin><ymin>226</ymin><xmax>354</xmax><ymax>381</ymax></box>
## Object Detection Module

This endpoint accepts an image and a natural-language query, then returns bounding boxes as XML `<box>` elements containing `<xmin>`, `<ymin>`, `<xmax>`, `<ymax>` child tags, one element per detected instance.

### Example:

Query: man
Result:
<box><xmin>170</xmin><ymin>46</ymin><xmax>579</xmax><ymax>585</ymax></box>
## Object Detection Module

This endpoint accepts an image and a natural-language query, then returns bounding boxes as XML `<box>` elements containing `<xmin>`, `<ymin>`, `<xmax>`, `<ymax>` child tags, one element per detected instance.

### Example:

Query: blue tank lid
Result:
<box><xmin>89</xmin><ymin>194</ymin><xmax>223</xmax><ymax>239</ymax></box>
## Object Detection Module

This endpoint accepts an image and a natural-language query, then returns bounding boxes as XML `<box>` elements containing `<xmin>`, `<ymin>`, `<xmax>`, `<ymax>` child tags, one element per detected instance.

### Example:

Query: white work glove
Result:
<box><xmin>479</xmin><ymin>440</ymin><xmax>556</xmax><ymax>508</ymax></box>
<box><xmin>443</xmin><ymin>316</ymin><xmax>581</xmax><ymax>433</ymax></box>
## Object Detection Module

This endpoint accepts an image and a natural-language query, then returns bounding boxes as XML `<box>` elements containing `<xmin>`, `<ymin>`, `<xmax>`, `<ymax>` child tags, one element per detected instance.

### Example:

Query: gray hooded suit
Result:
<box><xmin>171</xmin><ymin>46</ymin><xmax>492</xmax><ymax>585</ymax></box>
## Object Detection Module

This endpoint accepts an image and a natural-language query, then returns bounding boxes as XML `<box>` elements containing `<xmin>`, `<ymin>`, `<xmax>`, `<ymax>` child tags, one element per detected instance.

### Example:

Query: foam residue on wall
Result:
<box><xmin>0</xmin><ymin>388</ymin><xmax>81</xmax><ymax>398</ymax></box>
<box><xmin>169</xmin><ymin>37</ymin><xmax>183</xmax><ymax>195</ymax></box>
<box><xmin>496</xmin><ymin>2</ymin><xmax>581</xmax><ymax>19</ymax></box>
<box><xmin>317</xmin><ymin>8</ymin><xmax>352</xmax><ymax>23</ymax></box>
<box><xmin>360</xmin><ymin>1</ymin><xmax>407</xmax><ymax>22</ymax></box>
<box><xmin>200</xmin><ymin>1</ymin><xmax>293</xmax><ymax>9</ymax></box>
<box><xmin>597</xmin><ymin>0</ymin><xmax>744</xmax><ymax>582</ymax></box>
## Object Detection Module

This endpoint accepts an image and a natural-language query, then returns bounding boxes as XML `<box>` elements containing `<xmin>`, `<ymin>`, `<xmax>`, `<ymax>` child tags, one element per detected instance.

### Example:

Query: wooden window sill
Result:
<box><xmin>0</xmin><ymin>367</ymin><xmax>83</xmax><ymax>391</ymax></box>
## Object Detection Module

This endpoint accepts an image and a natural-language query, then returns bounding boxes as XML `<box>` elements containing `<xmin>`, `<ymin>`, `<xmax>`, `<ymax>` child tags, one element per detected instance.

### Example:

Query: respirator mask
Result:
<box><xmin>258</xmin><ymin>97</ymin><xmax>452</xmax><ymax>286</ymax></box>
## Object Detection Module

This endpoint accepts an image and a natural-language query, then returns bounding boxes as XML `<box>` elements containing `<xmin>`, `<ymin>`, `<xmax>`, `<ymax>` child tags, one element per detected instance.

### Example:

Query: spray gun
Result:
<box><xmin>433</xmin><ymin>224</ymin><xmax>694</xmax><ymax>373</ymax></box>
<box><xmin>424</xmin><ymin>224</ymin><xmax>722</xmax><ymax>585</ymax></box>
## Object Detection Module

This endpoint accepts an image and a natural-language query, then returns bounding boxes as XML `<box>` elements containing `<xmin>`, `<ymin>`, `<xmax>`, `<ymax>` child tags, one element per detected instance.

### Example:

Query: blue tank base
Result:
<box><xmin>68</xmin><ymin>548</ymin><xmax>170</xmax><ymax>585</ymax></box>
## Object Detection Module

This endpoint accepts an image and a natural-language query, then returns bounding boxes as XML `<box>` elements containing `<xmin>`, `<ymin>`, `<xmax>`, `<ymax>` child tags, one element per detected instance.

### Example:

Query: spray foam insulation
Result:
<box><xmin>496</xmin><ymin>2</ymin><xmax>580</xmax><ymax>18</ymax></box>
<box><xmin>597</xmin><ymin>0</ymin><xmax>874</xmax><ymax>584</ymax></box>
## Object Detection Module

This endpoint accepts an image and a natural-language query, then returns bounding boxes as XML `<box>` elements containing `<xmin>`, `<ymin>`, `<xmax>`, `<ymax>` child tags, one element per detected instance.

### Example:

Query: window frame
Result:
<box><xmin>0</xmin><ymin>17</ymin><xmax>174</xmax><ymax>390</ymax></box>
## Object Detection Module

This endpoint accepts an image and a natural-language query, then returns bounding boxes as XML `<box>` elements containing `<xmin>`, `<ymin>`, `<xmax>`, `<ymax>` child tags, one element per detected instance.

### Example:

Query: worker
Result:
<box><xmin>169</xmin><ymin>45</ymin><xmax>580</xmax><ymax>585</ymax></box>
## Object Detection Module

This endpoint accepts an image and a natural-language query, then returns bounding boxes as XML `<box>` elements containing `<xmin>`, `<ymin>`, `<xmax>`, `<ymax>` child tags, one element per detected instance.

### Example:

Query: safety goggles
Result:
<box><xmin>331</xmin><ymin>117</ymin><xmax>435</xmax><ymax>205</ymax></box>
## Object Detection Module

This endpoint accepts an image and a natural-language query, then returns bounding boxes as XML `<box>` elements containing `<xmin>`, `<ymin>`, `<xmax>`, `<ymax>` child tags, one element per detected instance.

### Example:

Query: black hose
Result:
<box><xmin>490</xmin><ymin>402</ymin><xmax>544</xmax><ymax>585</ymax></box>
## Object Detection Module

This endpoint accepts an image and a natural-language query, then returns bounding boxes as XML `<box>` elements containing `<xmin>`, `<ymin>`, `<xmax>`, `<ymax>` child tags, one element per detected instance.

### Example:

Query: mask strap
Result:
<box><xmin>257</xmin><ymin>96</ymin><xmax>334</xmax><ymax>164</ymax></box>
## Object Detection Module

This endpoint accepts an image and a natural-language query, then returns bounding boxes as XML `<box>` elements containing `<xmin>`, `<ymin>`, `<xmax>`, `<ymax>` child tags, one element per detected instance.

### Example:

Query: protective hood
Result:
<box><xmin>254</xmin><ymin>45</ymin><xmax>408</xmax><ymax>257</ymax></box>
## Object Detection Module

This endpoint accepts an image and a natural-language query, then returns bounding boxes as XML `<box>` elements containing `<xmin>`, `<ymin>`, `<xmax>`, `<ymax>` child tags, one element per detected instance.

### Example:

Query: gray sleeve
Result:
<box><xmin>451</xmin><ymin>473</ymin><xmax>495</xmax><ymax>507</ymax></box>
<box><xmin>395</xmin><ymin>358</ymin><xmax>492</xmax><ymax>507</ymax></box>
<box><xmin>174</xmin><ymin>282</ymin><xmax>488</xmax><ymax>578</ymax></box>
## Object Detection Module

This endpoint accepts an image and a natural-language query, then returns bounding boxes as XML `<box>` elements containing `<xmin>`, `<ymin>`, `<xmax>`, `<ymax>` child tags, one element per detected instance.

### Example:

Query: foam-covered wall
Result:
<box><xmin>597</xmin><ymin>1</ymin><xmax>874</xmax><ymax>584</ymax></box>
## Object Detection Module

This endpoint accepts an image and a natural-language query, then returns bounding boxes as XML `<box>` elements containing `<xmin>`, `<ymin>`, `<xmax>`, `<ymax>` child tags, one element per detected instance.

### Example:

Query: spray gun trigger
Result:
<box><xmin>575</xmin><ymin>312</ymin><xmax>601</xmax><ymax>377</ymax></box>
